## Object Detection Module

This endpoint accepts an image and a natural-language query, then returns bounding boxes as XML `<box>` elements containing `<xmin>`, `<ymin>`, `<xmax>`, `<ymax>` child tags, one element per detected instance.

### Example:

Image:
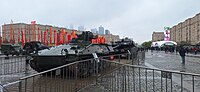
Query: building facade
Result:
<box><xmin>91</xmin><ymin>28</ymin><xmax>98</xmax><ymax>34</ymax></box>
<box><xmin>1</xmin><ymin>23</ymin><xmax>120</xmax><ymax>46</ymax></box>
<box><xmin>78</xmin><ymin>25</ymin><xmax>85</xmax><ymax>31</ymax></box>
<box><xmin>105</xmin><ymin>29</ymin><xmax>110</xmax><ymax>35</ymax></box>
<box><xmin>152</xmin><ymin>32</ymin><xmax>164</xmax><ymax>42</ymax></box>
<box><xmin>98</xmin><ymin>25</ymin><xmax>104</xmax><ymax>35</ymax></box>
<box><xmin>103</xmin><ymin>34</ymin><xmax>120</xmax><ymax>44</ymax></box>
<box><xmin>170</xmin><ymin>13</ymin><xmax>200</xmax><ymax>45</ymax></box>
<box><xmin>2</xmin><ymin>23</ymin><xmax>74</xmax><ymax>46</ymax></box>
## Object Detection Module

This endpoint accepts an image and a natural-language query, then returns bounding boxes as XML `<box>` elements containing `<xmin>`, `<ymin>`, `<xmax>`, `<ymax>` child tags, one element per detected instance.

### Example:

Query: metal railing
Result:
<box><xmin>0</xmin><ymin>56</ymin><xmax>27</xmax><ymax>75</ymax></box>
<box><xmin>1</xmin><ymin>84</ymin><xmax>7</xmax><ymax>92</ymax></box>
<box><xmin>96</xmin><ymin>58</ymin><xmax>200</xmax><ymax>92</ymax></box>
<box><xmin>17</xmin><ymin>59</ymin><xmax>98</xmax><ymax>92</ymax></box>
<box><xmin>0</xmin><ymin>55</ymin><xmax>33</xmax><ymax>85</ymax></box>
<box><xmin>1</xmin><ymin>51</ymin><xmax>143</xmax><ymax>92</ymax></box>
<box><xmin>3</xmin><ymin>50</ymin><xmax>200</xmax><ymax>92</ymax></box>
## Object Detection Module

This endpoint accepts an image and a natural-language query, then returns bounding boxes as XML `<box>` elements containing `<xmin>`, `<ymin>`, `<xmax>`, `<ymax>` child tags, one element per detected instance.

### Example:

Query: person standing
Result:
<box><xmin>179</xmin><ymin>46</ymin><xmax>186</xmax><ymax>65</ymax></box>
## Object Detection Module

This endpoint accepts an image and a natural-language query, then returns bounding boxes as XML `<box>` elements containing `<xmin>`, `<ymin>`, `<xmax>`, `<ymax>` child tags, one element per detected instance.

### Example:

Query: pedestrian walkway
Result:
<box><xmin>145</xmin><ymin>51</ymin><xmax>200</xmax><ymax>92</ymax></box>
<box><xmin>146</xmin><ymin>51</ymin><xmax>200</xmax><ymax>74</ymax></box>
<box><xmin>185</xmin><ymin>53</ymin><xmax>200</xmax><ymax>58</ymax></box>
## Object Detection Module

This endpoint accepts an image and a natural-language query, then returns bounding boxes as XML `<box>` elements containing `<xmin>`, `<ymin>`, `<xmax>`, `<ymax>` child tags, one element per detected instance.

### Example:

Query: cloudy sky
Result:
<box><xmin>1</xmin><ymin>0</ymin><xmax>200</xmax><ymax>44</ymax></box>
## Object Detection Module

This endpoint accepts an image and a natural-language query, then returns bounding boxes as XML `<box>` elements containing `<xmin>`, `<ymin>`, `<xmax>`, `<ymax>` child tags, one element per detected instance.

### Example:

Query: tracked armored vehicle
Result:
<box><xmin>112</xmin><ymin>37</ymin><xmax>136</xmax><ymax>53</ymax></box>
<box><xmin>29</xmin><ymin>31</ymin><xmax>115</xmax><ymax>73</ymax></box>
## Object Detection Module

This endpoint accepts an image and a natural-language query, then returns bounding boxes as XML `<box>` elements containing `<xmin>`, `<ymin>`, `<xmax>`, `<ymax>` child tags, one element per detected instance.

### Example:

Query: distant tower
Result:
<box><xmin>91</xmin><ymin>28</ymin><xmax>98</xmax><ymax>33</ymax></box>
<box><xmin>0</xmin><ymin>26</ymin><xmax>1</xmax><ymax>37</ymax></box>
<box><xmin>69</xmin><ymin>24</ymin><xmax>74</xmax><ymax>30</ymax></box>
<box><xmin>98</xmin><ymin>25</ymin><xmax>104</xmax><ymax>35</ymax></box>
<box><xmin>78</xmin><ymin>25</ymin><xmax>85</xmax><ymax>31</ymax></box>
<box><xmin>105</xmin><ymin>29</ymin><xmax>110</xmax><ymax>35</ymax></box>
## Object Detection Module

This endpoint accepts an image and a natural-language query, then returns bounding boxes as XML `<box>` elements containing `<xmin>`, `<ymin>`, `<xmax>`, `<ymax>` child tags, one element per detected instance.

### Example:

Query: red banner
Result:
<box><xmin>59</xmin><ymin>30</ymin><xmax>63</xmax><ymax>44</ymax></box>
<box><xmin>38</xmin><ymin>27</ymin><xmax>40</xmax><ymax>42</ymax></box>
<box><xmin>44</xmin><ymin>31</ymin><xmax>46</xmax><ymax>45</ymax></box>
<box><xmin>22</xmin><ymin>29</ymin><xmax>25</xmax><ymax>47</ymax></box>
<box><xmin>24</xmin><ymin>27</ymin><xmax>26</xmax><ymax>43</ymax></box>
<box><xmin>46</xmin><ymin>29</ymin><xmax>48</xmax><ymax>45</ymax></box>
<box><xmin>28</xmin><ymin>26</ymin><xmax>30</xmax><ymax>42</ymax></box>
<box><xmin>67</xmin><ymin>34</ymin><xmax>71</xmax><ymax>43</ymax></box>
<box><xmin>101</xmin><ymin>36</ymin><xmax>105</xmax><ymax>44</ymax></box>
<box><xmin>3</xmin><ymin>25</ymin><xmax>6</xmax><ymax>42</ymax></box>
<box><xmin>54</xmin><ymin>30</ymin><xmax>57</xmax><ymax>46</ymax></box>
<box><xmin>10</xmin><ymin>24</ymin><xmax>12</xmax><ymax>43</ymax></box>
<box><xmin>97</xmin><ymin>35</ymin><xmax>101</xmax><ymax>43</ymax></box>
<box><xmin>18</xmin><ymin>27</ymin><xmax>20</xmax><ymax>43</ymax></box>
<box><xmin>50</xmin><ymin>27</ymin><xmax>52</xmax><ymax>44</ymax></box>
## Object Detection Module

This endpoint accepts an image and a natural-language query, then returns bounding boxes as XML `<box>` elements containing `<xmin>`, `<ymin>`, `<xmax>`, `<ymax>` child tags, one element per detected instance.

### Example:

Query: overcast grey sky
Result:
<box><xmin>1</xmin><ymin>0</ymin><xmax>200</xmax><ymax>44</ymax></box>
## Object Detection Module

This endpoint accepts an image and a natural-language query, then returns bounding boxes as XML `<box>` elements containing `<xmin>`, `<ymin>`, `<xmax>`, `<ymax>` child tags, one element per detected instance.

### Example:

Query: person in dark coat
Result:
<box><xmin>179</xmin><ymin>46</ymin><xmax>186</xmax><ymax>65</ymax></box>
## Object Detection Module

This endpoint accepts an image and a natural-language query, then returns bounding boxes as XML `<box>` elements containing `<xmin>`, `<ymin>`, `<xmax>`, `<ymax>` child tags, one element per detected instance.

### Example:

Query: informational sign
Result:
<box><xmin>164</xmin><ymin>27</ymin><xmax>170</xmax><ymax>41</ymax></box>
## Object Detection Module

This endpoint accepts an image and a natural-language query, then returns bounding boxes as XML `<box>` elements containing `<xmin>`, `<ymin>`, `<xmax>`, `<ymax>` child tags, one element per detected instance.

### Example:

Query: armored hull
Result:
<box><xmin>29</xmin><ymin>44</ymin><xmax>114</xmax><ymax>72</ymax></box>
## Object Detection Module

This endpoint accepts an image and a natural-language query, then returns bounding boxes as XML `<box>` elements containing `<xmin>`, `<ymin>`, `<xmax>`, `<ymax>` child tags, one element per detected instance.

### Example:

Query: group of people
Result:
<box><xmin>149</xmin><ymin>45</ymin><xmax>190</xmax><ymax>66</ymax></box>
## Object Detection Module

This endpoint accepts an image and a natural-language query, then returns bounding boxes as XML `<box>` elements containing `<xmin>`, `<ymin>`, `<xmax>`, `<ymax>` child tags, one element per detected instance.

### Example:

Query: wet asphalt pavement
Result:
<box><xmin>145</xmin><ymin>51</ymin><xmax>200</xmax><ymax>74</ymax></box>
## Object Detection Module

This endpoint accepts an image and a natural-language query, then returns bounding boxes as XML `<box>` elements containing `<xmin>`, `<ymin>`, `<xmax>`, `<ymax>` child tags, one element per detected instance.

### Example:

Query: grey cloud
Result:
<box><xmin>1</xmin><ymin>0</ymin><xmax>200</xmax><ymax>44</ymax></box>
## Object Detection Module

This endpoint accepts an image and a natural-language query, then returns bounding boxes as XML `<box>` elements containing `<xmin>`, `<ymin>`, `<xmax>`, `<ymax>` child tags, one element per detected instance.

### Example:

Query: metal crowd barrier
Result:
<box><xmin>0</xmin><ymin>55</ymin><xmax>33</xmax><ymax>85</ymax></box>
<box><xmin>0</xmin><ymin>56</ymin><xmax>27</xmax><ymax>75</ymax></box>
<box><xmin>97</xmin><ymin>59</ymin><xmax>200</xmax><ymax>92</ymax></box>
<box><xmin>1</xmin><ymin>84</ymin><xmax>7</xmax><ymax>92</ymax></box>
<box><xmin>1</xmin><ymin>51</ymin><xmax>143</xmax><ymax>92</ymax></box>
<box><xmin>12</xmin><ymin>59</ymin><xmax>98</xmax><ymax>92</ymax></box>
<box><xmin>4</xmin><ymin>51</ymin><xmax>200</xmax><ymax>92</ymax></box>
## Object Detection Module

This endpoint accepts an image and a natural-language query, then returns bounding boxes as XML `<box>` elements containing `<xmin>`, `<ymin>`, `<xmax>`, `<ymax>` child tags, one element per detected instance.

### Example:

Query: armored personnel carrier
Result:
<box><xmin>29</xmin><ymin>31</ymin><xmax>115</xmax><ymax>74</ymax></box>
<box><xmin>112</xmin><ymin>37</ymin><xmax>136</xmax><ymax>53</ymax></box>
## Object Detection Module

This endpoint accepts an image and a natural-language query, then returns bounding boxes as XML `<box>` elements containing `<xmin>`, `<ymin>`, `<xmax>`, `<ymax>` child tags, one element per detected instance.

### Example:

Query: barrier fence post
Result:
<box><xmin>92</xmin><ymin>53</ymin><xmax>99</xmax><ymax>85</ymax></box>
<box><xmin>25</xmin><ymin>59</ymin><xmax>29</xmax><ymax>75</ymax></box>
<box><xmin>25</xmin><ymin>55</ymin><xmax>32</xmax><ymax>75</ymax></box>
<box><xmin>19</xmin><ymin>81</ymin><xmax>22</xmax><ymax>92</ymax></box>
<box><xmin>127</xmin><ymin>50</ymin><xmax>131</xmax><ymax>63</ymax></box>
<box><xmin>118</xmin><ymin>55</ymin><xmax>121</xmax><ymax>62</ymax></box>
<box><xmin>75</xmin><ymin>63</ymin><xmax>78</xmax><ymax>91</ymax></box>
<box><xmin>124</xmin><ymin>66</ymin><xmax>127</xmax><ymax>92</ymax></box>
<box><xmin>137</xmin><ymin>52</ymin><xmax>139</xmax><ymax>65</ymax></box>
<box><xmin>0</xmin><ymin>84</ymin><xmax>3</xmax><ymax>92</ymax></box>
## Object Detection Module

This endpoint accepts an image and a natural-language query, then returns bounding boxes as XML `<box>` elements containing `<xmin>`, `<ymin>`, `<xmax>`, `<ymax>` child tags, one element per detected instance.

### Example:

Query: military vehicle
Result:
<box><xmin>22</xmin><ymin>41</ymin><xmax>49</xmax><ymax>55</ymax></box>
<box><xmin>112</xmin><ymin>37</ymin><xmax>136</xmax><ymax>53</ymax></box>
<box><xmin>29</xmin><ymin>31</ymin><xmax>115</xmax><ymax>76</ymax></box>
<box><xmin>1</xmin><ymin>43</ymin><xmax>21</xmax><ymax>56</ymax></box>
